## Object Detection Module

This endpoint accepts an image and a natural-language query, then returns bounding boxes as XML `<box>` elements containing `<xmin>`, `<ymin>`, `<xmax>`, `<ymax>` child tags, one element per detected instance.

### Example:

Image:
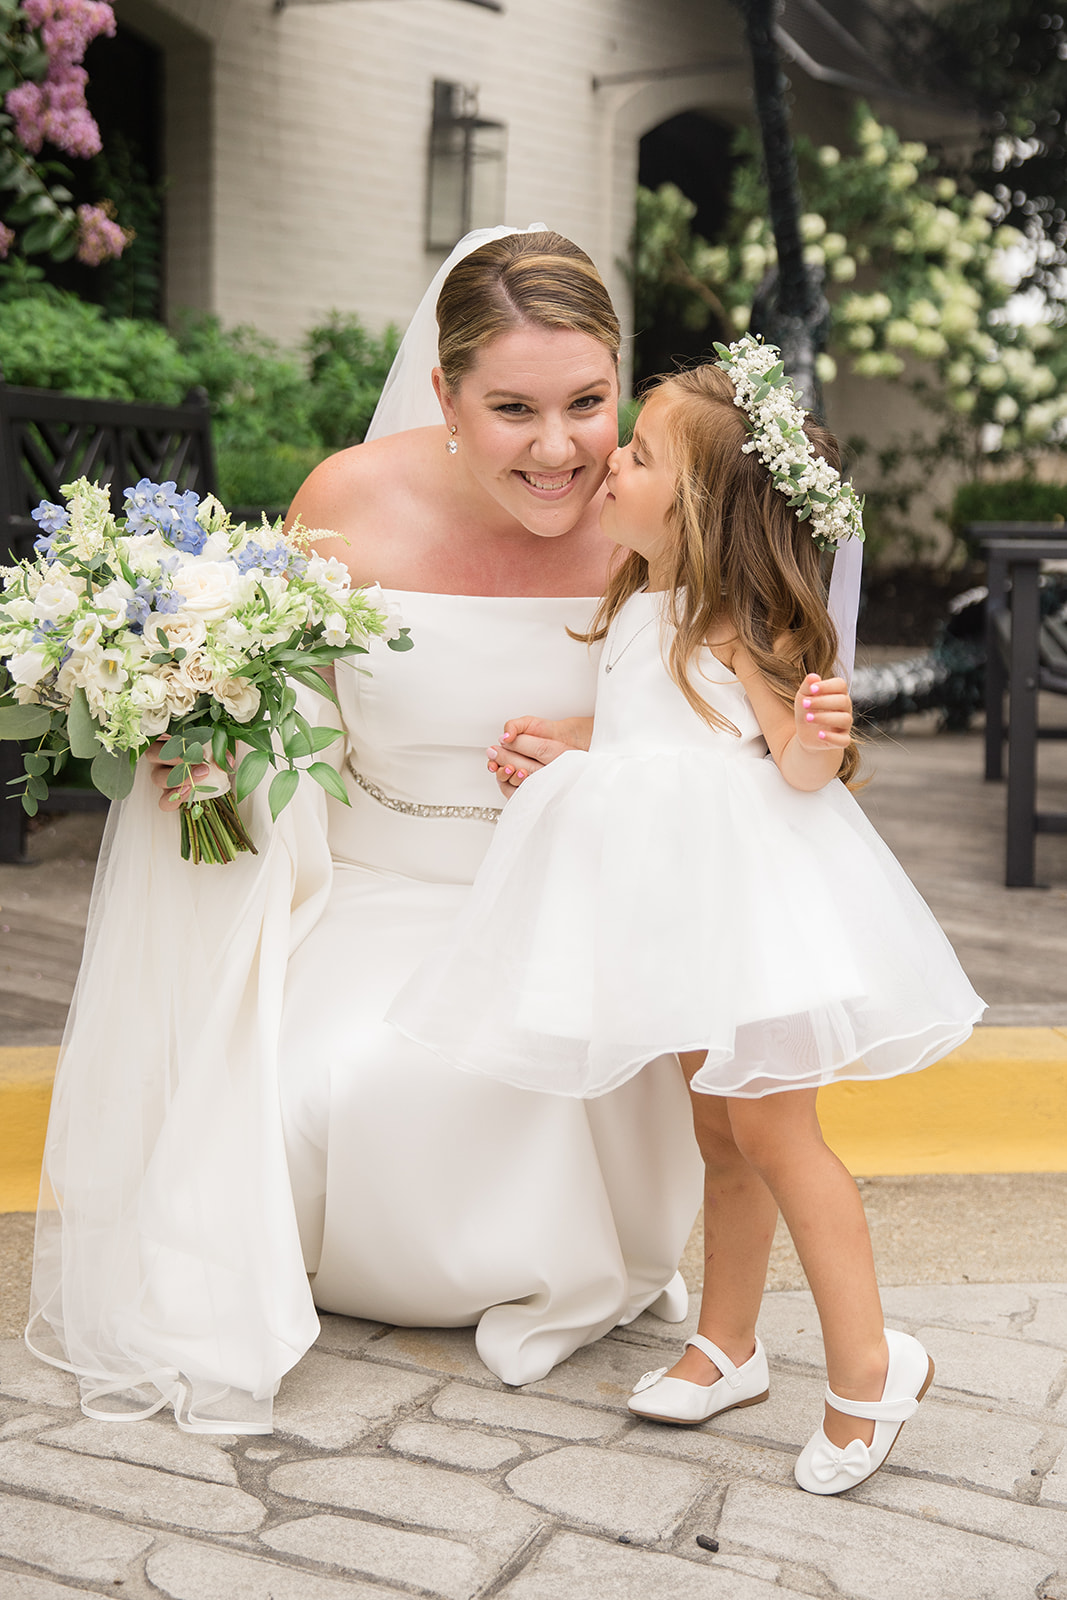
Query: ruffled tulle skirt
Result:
<box><xmin>390</xmin><ymin>747</ymin><xmax>984</xmax><ymax>1098</ymax></box>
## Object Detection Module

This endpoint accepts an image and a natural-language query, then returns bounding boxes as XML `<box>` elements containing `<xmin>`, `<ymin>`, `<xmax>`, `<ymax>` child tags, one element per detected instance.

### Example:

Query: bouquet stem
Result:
<box><xmin>180</xmin><ymin>793</ymin><xmax>259</xmax><ymax>865</ymax></box>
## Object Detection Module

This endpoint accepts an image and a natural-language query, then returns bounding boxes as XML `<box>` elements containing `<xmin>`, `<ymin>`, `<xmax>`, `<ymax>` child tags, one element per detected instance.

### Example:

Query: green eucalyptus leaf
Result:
<box><xmin>67</xmin><ymin>688</ymin><xmax>103</xmax><ymax>759</ymax></box>
<box><xmin>23</xmin><ymin>753</ymin><xmax>49</xmax><ymax>776</ymax></box>
<box><xmin>21</xmin><ymin>795</ymin><xmax>38</xmax><ymax>818</ymax></box>
<box><xmin>0</xmin><ymin>703</ymin><xmax>52</xmax><ymax>740</ymax></box>
<box><xmin>91</xmin><ymin>748</ymin><xmax>134</xmax><ymax>802</ymax></box>
<box><xmin>386</xmin><ymin>629</ymin><xmax>415</xmax><ymax>652</ymax></box>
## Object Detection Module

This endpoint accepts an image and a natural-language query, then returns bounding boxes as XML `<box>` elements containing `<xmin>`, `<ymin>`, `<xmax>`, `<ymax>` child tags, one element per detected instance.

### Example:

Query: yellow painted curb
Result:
<box><xmin>819</xmin><ymin>1027</ymin><xmax>1067</xmax><ymax>1175</ymax></box>
<box><xmin>1</xmin><ymin>1047</ymin><xmax>57</xmax><ymax>1212</ymax></box>
<box><xmin>1</xmin><ymin>1030</ymin><xmax>1066</xmax><ymax>1212</ymax></box>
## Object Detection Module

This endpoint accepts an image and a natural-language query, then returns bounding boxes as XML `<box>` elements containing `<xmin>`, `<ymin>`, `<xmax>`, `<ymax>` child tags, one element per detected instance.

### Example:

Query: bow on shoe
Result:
<box><xmin>631</xmin><ymin>1366</ymin><xmax>669</xmax><ymax>1395</ymax></box>
<box><xmin>809</xmin><ymin>1435</ymin><xmax>872</xmax><ymax>1485</ymax></box>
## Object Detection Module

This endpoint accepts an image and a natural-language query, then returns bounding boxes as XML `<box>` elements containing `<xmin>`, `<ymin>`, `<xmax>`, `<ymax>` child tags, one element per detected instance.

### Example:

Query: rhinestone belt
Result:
<box><xmin>346</xmin><ymin>757</ymin><xmax>501</xmax><ymax>824</ymax></box>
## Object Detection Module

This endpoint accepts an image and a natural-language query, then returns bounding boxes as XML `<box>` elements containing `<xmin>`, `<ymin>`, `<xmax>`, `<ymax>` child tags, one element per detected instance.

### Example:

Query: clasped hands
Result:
<box><xmin>486</xmin><ymin>715</ymin><xmax>593</xmax><ymax>797</ymax></box>
<box><xmin>793</xmin><ymin>674</ymin><xmax>853</xmax><ymax>751</ymax></box>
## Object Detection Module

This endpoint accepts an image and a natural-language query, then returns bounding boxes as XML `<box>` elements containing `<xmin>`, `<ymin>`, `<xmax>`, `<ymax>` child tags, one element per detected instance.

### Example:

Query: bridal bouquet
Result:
<box><xmin>0</xmin><ymin>477</ymin><xmax>411</xmax><ymax>863</ymax></box>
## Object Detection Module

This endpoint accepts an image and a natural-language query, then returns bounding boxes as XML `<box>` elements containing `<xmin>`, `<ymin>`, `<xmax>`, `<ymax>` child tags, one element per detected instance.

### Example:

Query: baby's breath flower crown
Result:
<box><xmin>712</xmin><ymin>335</ymin><xmax>864</xmax><ymax>553</ymax></box>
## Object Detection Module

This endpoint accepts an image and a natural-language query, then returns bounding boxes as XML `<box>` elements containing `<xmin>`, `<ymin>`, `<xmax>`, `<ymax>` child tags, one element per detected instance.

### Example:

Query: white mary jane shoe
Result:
<box><xmin>627</xmin><ymin>1333</ymin><xmax>769</xmax><ymax>1425</ymax></box>
<box><xmin>794</xmin><ymin>1329</ymin><xmax>934</xmax><ymax>1495</ymax></box>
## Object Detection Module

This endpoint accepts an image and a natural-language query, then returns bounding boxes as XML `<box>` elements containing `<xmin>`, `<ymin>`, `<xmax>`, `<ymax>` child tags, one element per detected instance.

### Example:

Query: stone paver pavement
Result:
<box><xmin>1</xmin><ymin>1285</ymin><xmax>1065</xmax><ymax>1600</ymax></box>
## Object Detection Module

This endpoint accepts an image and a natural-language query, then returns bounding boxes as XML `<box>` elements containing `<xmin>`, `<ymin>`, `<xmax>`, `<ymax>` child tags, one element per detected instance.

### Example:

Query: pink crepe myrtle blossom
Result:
<box><xmin>5</xmin><ymin>2</ymin><xmax>115</xmax><ymax>159</ymax></box>
<box><xmin>0</xmin><ymin>223</ymin><xmax>14</xmax><ymax>259</ymax></box>
<box><xmin>76</xmin><ymin>201</ymin><xmax>127</xmax><ymax>265</ymax></box>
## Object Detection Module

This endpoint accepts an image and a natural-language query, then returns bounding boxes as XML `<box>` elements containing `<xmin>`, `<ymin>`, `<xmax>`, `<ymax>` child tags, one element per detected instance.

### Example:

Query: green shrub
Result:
<box><xmin>0</xmin><ymin>292</ymin><xmax>196</xmax><ymax>402</ymax></box>
<box><xmin>0</xmin><ymin>291</ymin><xmax>397</xmax><ymax>511</ymax></box>
<box><xmin>950</xmin><ymin>479</ymin><xmax>1067</xmax><ymax>549</ymax></box>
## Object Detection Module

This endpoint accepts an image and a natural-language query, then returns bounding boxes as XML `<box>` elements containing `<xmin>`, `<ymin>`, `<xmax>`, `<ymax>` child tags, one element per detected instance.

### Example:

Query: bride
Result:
<box><xmin>26</xmin><ymin>226</ymin><xmax>703</xmax><ymax>1433</ymax></box>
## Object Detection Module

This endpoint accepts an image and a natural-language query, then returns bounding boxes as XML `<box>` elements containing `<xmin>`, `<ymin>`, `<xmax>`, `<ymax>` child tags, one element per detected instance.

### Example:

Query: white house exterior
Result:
<box><xmin>114</xmin><ymin>0</ymin><xmax>967</xmax><ymax>357</ymax></box>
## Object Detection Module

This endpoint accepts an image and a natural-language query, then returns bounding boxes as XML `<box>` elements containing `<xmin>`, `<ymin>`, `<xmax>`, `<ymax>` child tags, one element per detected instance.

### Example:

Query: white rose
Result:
<box><xmin>33</xmin><ymin>583</ymin><xmax>79</xmax><ymax>625</ymax></box>
<box><xmin>169</xmin><ymin>560</ymin><xmax>240</xmax><ymax>621</ymax></box>
<box><xmin>217</xmin><ymin>616</ymin><xmax>253</xmax><ymax>651</ymax></box>
<box><xmin>157</xmin><ymin>665</ymin><xmax>197</xmax><ymax>717</ymax></box>
<box><xmin>129</xmin><ymin>675</ymin><xmax>171</xmax><ymax>739</ymax></box>
<box><xmin>175</xmin><ymin>651</ymin><xmax>215</xmax><ymax>695</ymax></box>
<box><xmin>7</xmin><ymin>646</ymin><xmax>51</xmax><ymax>686</ymax></box>
<box><xmin>143</xmin><ymin>611</ymin><xmax>208</xmax><ymax>653</ymax></box>
<box><xmin>214</xmin><ymin>676</ymin><xmax>261</xmax><ymax>723</ymax></box>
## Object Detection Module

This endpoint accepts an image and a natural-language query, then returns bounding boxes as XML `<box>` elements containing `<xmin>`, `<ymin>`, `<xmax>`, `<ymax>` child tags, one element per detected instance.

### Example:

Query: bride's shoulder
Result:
<box><xmin>285</xmin><ymin>428</ymin><xmax>443</xmax><ymax>577</ymax></box>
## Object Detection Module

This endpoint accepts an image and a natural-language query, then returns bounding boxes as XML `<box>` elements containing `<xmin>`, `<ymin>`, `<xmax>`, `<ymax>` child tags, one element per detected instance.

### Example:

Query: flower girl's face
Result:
<box><xmin>434</xmin><ymin>325</ymin><xmax>619</xmax><ymax>538</ymax></box>
<box><xmin>601</xmin><ymin>391</ymin><xmax>677</xmax><ymax>577</ymax></box>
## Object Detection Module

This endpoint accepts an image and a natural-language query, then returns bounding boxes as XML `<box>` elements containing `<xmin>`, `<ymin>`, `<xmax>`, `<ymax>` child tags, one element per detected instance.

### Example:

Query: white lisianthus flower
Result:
<box><xmin>217</xmin><ymin>616</ymin><xmax>253</xmax><ymax>651</ymax></box>
<box><xmin>92</xmin><ymin>580</ymin><xmax>133</xmax><ymax>629</ymax></box>
<box><xmin>322</xmin><ymin>613</ymin><xmax>350</xmax><ymax>647</ymax></box>
<box><xmin>81</xmin><ymin>649</ymin><xmax>128</xmax><ymax>697</ymax></box>
<box><xmin>143</xmin><ymin>611</ymin><xmax>208</xmax><ymax>652</ymax></box>
<box><xmin>214</xmin><ymin>676</ymin><xmax>261</xmax><ymax>723</ymax></box>
<box><xmin>33</xmin><ymin>583</ymin><xmax>79</xmax><ymax>625</ymax></box>
<box><xmin>305</xmin><ymin>554</ymin><xmax>352</xmax><ymax>596</ymax></box>
<box><xmin>831</xmin><ymin>256</ymin><xmax>856</xmax><ymax>282</ymax></box>
<box><xmin>169</xmin><ymin>559</ymin><xmax>240</xmax><ymax>621</ymax></box>
<box><xmin>69</xmin><ymin>614</ymin><xmax>104</xmax><ymax>654</ymax></box>
<box><xmin>7</xmin><ymin>646</ymin><xmax>51</xmax><ymax>686</ymax></box>
<box><xmin>129</xmin><ymin>675</ymin><xmax>171</xmax><ymax>739</ymax></box>
<box><xmin>358</xmin><ymin>585</ymin><xmax>405</xmax><ymax>642</ymax></box>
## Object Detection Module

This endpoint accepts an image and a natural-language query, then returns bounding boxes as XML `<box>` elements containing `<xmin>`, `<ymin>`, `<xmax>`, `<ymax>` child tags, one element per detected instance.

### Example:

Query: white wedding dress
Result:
<box><xmin>26</xmin><ymin>586</ymin><xmax>702</xmax><ymax>1432</ymax></box>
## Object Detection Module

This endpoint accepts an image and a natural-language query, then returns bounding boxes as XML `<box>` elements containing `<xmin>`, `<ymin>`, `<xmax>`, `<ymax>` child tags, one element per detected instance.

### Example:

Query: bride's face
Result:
<box><xmin>434</xmin><ymin>325</ymin><xmax>620</xmax><ymax>537</ymax></box>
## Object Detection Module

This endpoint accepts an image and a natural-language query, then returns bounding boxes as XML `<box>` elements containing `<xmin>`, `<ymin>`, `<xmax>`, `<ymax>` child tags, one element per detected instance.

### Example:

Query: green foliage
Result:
<box><xmin>0</xmin><ymin>287</ymin><xmax>397</xmax><ymax>509</ymax></box>
<box><xmin>0</xmin><ymin>290</ymin><xmax>196</xmax><ymax>401</ymax></box>
<box><xmin>88</xmin><ymin>135</ymin><xmax>162</xmax><ymax>321</ymax></box>
<box><xmin>949</xmin><ymin>478</ymin><xmax>1067</xmax><ymax>541</ymax></box>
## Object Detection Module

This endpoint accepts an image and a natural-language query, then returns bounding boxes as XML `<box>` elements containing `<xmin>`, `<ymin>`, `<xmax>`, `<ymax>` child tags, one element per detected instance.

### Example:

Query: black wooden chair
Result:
<box><xmin>0</xmin><ymin>375</ymin><xmax>217</xmax><ymax>862</ymax></box>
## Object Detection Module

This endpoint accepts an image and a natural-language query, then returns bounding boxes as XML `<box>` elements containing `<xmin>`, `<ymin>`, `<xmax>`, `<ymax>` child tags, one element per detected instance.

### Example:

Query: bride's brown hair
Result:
<box><xmin>581</xmin><ymin>363</ymin><xmax>859</xmax><ymax>785</ymax></box>
<box><xmin>435</xmin><ymin>231</ymin><xmax>620</xmax><ymax>387</ymax></box>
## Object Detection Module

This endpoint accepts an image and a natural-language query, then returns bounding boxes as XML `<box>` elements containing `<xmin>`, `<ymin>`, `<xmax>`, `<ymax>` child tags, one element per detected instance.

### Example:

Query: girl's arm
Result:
<box><xmin>731</xmin><ymin>647</ymin><xmax>853</xmax><ymax>792</ymax></box>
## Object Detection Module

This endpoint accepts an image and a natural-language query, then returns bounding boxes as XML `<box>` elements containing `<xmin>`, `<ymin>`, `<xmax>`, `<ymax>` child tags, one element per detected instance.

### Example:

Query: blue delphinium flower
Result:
<box><xmin>172</xmin><ymin>491</ymin><xmax>208</xmax><ymax>556</ymax></box>
<box><xmin>235</xmin><ymin>540</ymin><xmax>292</xmax><ymax>576</ymax></box>
<box><xmin>153</xmin><ymin>589</ymin><xmax>182</xmax><ymax>616</ymax></box>
<box><xmin>31</xmin><ymin>501</ymin><xmax>70</xmax><ymax>559</ymax></box>
<box><xmin>125</xmin><ymin>577</ymin><xmax>157</xmax><ymax>633</ymax></box>
<box><xmin>124</xmin><ymin>478</ymin><xmax>181</xmax><ymax>536</ymax></box>
<box><xmin>31</xmin><ymin>619</ymin><xmax>60</xmax><ymax>644</ymax></box>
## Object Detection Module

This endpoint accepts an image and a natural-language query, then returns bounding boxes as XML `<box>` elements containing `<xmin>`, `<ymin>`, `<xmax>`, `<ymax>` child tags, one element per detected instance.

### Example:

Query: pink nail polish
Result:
<box><xmin>500</xmin><ymin>732</ymin><xmax>513</xmax><ymax>742</ymax></box>
<box><xmin>818</xmin><ymin>730</ymin><xmax>827</xmax><ymax>740</ymax></box>
<box><xmin>504</xmin><ymin>766</ymin><xmax>515</xmax><ymax>776</ymax></box>
<box><xmin>806</xmin><ymin>713</ymin><xmax>815</xmax><ymax>722</ymax></box>
<box><xmin>516</xmin><ymin>771</ymin><xmax>527</xmax><ymax>781</ymax></box>
<box><xmin>487</xmin><ymin>748</ymin><xmax>497</xmax><ymax>758</ymax></box>
<box><xmin>802</xmin><ymin>698</ymin><xmax>811</xmax><ymax>708</ymax></box>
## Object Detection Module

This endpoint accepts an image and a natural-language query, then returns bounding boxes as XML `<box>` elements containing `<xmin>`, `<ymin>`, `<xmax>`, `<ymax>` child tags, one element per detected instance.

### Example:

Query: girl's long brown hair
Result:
<box><xmin>581</xmin><ymin>363</ymin><xmax>860</xmax><ymax>785</ymax></box>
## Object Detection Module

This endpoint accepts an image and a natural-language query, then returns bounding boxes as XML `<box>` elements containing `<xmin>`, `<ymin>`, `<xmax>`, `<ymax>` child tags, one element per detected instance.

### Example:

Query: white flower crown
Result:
<box><xmin>712</xmin><ymin>335</ymin><xmax>865</xmax><ymax>553</ymax></box>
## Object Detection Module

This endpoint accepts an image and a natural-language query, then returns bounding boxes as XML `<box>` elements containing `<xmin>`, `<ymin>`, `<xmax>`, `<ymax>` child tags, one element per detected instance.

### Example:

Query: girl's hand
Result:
<box><xmin>486</xmin><ymin>715</ymin><xmax>593</xmax><ymax>795</ymax></box>
<box><xmin>147</xmin><ymin>741</ymin><xmax>233</xmax><ymax>812</ymax></box>
<box><xmin>794</xmin><ymin>674</ymin><xmax>853</xmax><ymax>751</ymax></box>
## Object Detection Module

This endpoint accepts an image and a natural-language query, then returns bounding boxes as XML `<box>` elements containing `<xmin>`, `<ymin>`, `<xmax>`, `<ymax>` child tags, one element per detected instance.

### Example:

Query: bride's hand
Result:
<box><xmin>147</xmin><ymin>741</ymin><xmax>232</xmax><ymax>811</ymax></box>
<box><xmin>487</xmin><ymin>715</ymin><xmax>593</xmax><ymax>795</ymax></box>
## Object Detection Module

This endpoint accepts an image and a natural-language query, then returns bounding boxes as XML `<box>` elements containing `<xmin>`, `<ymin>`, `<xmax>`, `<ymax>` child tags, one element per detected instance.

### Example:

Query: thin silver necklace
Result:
<box><xmin>604</xmin><ymin>613</ymin><xmax>656</xmax><ymax>673</ymax></box>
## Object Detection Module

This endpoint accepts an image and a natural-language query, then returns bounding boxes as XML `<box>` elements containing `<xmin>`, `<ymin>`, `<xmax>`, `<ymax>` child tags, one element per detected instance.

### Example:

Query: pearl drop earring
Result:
<box><xmin>446</xmin><ymin>425</ymin><xmax>458</xmax><ymax>456</ymax></box>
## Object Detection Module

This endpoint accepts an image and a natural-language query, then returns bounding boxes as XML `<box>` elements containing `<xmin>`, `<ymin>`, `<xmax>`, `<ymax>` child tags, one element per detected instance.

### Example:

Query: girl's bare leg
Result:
<box><xmin>663</xmin><ymin>1052</ymin><xmax>778</xmax><ymax>1387</ymax></box>
<box><xmin>727</xmin><ymin>1089</ymin><xmax>887</xmax><ymax>1449</ymax></box>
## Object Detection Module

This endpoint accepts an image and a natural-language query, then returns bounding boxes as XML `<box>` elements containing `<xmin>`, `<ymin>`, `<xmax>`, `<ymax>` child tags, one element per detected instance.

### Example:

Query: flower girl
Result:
<box><xmin>391</xmin><ymin>337</ymin><xmax>983</xmax><ymax>1495</ymax></box>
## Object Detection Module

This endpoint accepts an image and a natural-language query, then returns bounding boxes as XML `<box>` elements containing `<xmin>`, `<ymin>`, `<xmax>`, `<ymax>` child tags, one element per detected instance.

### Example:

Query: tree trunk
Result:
<box><xmin>733</xmin><ymin>0</ymin><xmax>829</xmax><ymax>411</ymax></box>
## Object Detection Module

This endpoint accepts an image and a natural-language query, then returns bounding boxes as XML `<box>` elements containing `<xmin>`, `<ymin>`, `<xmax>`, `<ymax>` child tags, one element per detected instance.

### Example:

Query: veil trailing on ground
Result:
<box><xmin>25</xmin><ymin>224</ymin><xmax>545</xmax><ymax>1434</ymax></box>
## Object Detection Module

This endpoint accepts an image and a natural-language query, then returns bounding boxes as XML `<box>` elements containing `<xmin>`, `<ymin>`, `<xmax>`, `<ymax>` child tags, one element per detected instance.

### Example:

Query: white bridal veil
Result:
<box><xmin>25</xmin><ymin>224</ymin><xmax>542</xmax><ymax>1433</ymax></box>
